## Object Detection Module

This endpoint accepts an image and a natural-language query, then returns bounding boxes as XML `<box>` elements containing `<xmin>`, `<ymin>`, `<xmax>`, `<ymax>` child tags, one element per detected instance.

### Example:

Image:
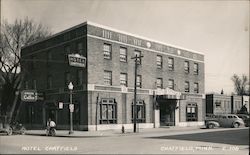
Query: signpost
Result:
<box><xmin>68</xmin><ymin>54</ymin><xmax>86</xmax><ymax>68</ymax></box>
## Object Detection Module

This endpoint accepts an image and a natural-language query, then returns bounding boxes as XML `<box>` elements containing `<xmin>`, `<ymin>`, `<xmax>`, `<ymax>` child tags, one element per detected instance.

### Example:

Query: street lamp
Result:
<box><xmin>68</xmin><ymin>82</ymin><xmax>74</xmax><ymax>134</ymax></box>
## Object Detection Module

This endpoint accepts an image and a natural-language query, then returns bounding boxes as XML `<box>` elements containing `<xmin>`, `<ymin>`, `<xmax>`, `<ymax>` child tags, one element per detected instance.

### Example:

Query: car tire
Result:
<box><xmin>208</xmin><ymin>124</ymin><xmax>215</xmax><ymax>129</ymax></box>
<box><xmin>233</xmin><ymin>122</ymin><xmax>239</xmax><ymax>128</ymax></box>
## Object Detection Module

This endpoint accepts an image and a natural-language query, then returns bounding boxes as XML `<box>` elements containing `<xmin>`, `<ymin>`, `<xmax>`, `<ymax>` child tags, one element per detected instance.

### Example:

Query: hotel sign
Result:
<box><xmin>68</xmin><ymin>54</ymin><xmax>86</xmax><ymax>68</ymax></box>
<box><xmin>21</xmin><ymin>90</ymin><xmax>38</xmax><ymax>102</ymax></box>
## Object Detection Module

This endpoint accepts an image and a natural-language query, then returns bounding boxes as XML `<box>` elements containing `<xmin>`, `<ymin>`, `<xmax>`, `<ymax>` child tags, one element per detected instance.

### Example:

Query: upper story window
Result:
<box><xmin>168</xmin><ymin>79</ymin><xmax>174</xmax><ymax>90</ymax></box>
<box><xmin>194</xmin><ymin>82</ymin><xmax>199</xmax><ymax>93</ymax></box>
<box><xmin>103</xmin><ymin>43</ymin><xmax>111</xmax><ymax>59</ymax></box>
<box><xmin>64</xmin><ymin>45</ymin><xmax>70</xmax><ymax>61</ymax></box>
<box><xmin>77</xmin><ymin>42</ymin><xmax>84</xmax><ymax>54</ymax></box>
<box><xmin>194</xmin><ymin>63</ymin><xmax>199</xmax><ymax>75</ymax></box>
<box><xmin>168</xmin><ymin>57</ymin><xmax>174</xmax><ymax>71</ymax></box>
<box><xmin>184</xmin><ymin>61</ymin><xmax>190</xmax><ymax>73</ymax></box>
<box><xmin>65</xmin><ymin>72</ymin><xmax>71</xmax><ymax>86</ymax></box>
<box><xmin>64</xmin><ymin>33</ymin><xmax>70</xmax><ymax>41</ymax></box>
<box><xmin>185</xmin><ymin>81</ymin><xmax>190</xmax><ymax>92</ymax></box>
<box><xmin>118</xmin><ymin>34</ymin><xmax>127</xmax><ymax>43</ymax></box>
<box><xmin>134</xmin><ymin>50</ymin><xmax>142</xmax><ymax>65</ymax></box>
<box><xmin>156</xmin><ymin>78</ymin><xmax>163</xmax><ymax>89</ymax></box>
<box><xmin>32</xmin><ymin>79</ymin><xmax>37</xmax><ymax>89</ymax></box>
<box><xmin>136</xmin><ymin>75</ymin><xmax>142</xmax><ymax>88</ymax></box>
<box><xmin>102</xmin><ymin>30</ymin><xmax>112</xmax><ymax>39</ymax></box>
<box><xmin>120</xmin><ymin>47</ymin><xmax>127</xmax><ymax>62</ymax></box>
<box><xmin>47</xmin><ymin>75</ymin><xmax>52</xmax><ymax>89</ymax></box>
<box><xmin>133</xmin><ymin>39</ymin><xmax>142</xmax><ymax>46</ymax></box>
<box><xmin>77</xmin><ymin>70</ymin><xmax>83</xmax><ymax>85</ymax></box>
<box><xmin>120</xmin><ymin>73</ymin><xmax>128</xmax><ymax>87</ymax></box>
<box><xmin>104</xmin><ymin>70</ymin><xmax>112</xmax><ymax>86</ymax></box>
<box><xmin>156</xmin><ymin>55</ymin><xmax>163</xmax><ymax>69</ymax></box>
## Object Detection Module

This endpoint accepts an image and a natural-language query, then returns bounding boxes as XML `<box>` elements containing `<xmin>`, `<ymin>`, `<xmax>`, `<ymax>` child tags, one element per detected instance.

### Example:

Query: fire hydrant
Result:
<box><xmin>121</xmin><ymin>125</ymin><xmax>125</xmax><ymax>134</ymax></box>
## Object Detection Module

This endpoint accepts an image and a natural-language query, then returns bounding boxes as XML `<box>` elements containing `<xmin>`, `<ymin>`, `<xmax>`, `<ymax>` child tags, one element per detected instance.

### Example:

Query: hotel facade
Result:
<box><xmin>20</xmin><ymin>21</ymin><xmax>205</xmax><ymax>131</ymax></box>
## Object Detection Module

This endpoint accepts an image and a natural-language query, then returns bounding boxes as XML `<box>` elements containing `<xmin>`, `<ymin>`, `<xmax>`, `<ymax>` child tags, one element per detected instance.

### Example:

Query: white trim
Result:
<box><xmin>87</xmin><ymin>21</ymin><xmax>204</xmax><ymax>55</ymax></box>
<box><xmin>178</xmin><ymin>121</ymin><xmax>204</xmax><ymax>127</ymax></box>
<box><xmin>88</xmin><ymin>123</ymin><xmax>154</xmax><ymax>131</ymax></box>
<box><xmin>88</xmin><ymin>34</ymin><xmax>204</xmax><ymax>63</ymax></box>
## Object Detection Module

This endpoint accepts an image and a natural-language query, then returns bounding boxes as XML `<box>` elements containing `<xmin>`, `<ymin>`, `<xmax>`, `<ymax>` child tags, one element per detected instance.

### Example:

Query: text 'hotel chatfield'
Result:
<box><xmin>20</xmin><ymin>21</ymin><xmax>205</xmax><ymax>131</ymax></box>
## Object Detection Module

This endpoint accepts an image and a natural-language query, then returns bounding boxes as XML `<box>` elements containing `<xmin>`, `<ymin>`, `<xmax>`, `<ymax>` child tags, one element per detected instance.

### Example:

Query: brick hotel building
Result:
<box><xmin>20</xmin><ymin>21</ymin><xmax>205</xmax><ymax>130</ymax></box>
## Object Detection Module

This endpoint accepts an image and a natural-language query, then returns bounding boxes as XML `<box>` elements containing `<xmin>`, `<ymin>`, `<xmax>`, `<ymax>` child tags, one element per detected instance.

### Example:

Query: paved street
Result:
<box><xmin>0</xmin><ymin>127</ymin><xmax>249</xmax><ymax>154</ymax></box>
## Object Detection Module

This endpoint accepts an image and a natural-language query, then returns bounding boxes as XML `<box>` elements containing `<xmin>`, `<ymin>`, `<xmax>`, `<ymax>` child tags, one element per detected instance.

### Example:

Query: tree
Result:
<box><xmin>0</xmin><ymin>17</ymin><xmax>51</xmax><ymax>122</ymax></box>
<box><xmin>231</xmin><ymin>74</ymin><xmax>249</xmax><ymax>95</ymax></box>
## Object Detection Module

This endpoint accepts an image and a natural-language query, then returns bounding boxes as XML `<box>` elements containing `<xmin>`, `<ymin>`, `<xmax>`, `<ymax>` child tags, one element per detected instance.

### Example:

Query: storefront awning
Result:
<box><xmin>155</xmin><ymin>88</ymin><xmax>186</xmax><ymax>100</ymax></box>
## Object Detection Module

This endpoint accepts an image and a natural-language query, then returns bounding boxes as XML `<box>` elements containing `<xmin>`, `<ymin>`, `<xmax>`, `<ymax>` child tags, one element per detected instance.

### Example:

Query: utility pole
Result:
<box><xmin>131</xmin><ymin>54</ymin><xmax>143</xmax><ymax>133</ymax></box>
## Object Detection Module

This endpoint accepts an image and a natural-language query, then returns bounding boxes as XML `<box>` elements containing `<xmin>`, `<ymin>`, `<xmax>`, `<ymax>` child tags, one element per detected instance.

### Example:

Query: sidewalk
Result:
<box><xmin>25</xmin><ymin>126</ymin><xmax>205</xmax><ymax>137</ymax></box>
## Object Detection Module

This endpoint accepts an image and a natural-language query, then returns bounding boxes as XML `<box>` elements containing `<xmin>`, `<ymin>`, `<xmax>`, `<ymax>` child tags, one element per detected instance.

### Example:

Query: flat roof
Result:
<box><xmin>22</xmin><ymin>21</ymin><xmax>204</xmax><ymax>55</ymax></box>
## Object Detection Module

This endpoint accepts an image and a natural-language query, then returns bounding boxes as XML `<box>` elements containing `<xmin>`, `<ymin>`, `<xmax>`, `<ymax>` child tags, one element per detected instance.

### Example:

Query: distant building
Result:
<box><xmin>20</xmin><ymin>21</ymin><xmax>205</xmax><ymax>130</ymax></box>
<box><xmin>206</xmin><ymin>94</ymin><xmax>231</xmax><ymax>114</ymax></box>
<box><xmin>206</xmin><ymin>94</ymin><xmax>249</xmax><ymax>115</ymax></box>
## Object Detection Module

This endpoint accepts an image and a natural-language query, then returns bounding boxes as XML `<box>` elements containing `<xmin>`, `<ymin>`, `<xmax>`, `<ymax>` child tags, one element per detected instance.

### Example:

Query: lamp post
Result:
<box><xmin>68</xmin><ymin>82</ymin><xmax>74</xmax><ymax>134</ymax></box>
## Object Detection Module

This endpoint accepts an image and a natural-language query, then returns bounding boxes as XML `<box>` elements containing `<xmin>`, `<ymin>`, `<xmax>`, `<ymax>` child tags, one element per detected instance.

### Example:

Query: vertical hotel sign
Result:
<box><xmin>68</xmin><ymin>54</ymin><xmax>86</xmax><ymax>68</ymax></box>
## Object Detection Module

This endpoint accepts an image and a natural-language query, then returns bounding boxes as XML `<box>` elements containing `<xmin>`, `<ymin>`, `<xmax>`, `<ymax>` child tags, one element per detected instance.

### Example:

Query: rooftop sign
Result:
<box><xmin>68</xmin><ymin>54</ymin><xmax>86</xmax><ymax>68</ymax></box>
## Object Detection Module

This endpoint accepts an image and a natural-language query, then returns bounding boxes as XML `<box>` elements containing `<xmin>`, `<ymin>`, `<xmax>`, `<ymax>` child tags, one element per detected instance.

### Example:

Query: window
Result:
<box><xmin>194</xmin><ymin>83</ymin><xmax>199</xmax><ymax>93</ymax></box>
<box><xmin>184</xmin><ymin>61</ymin><xmax>189</xmax><ymax>73</ymax></box>
<box><xmin>168</xmin><ymin>57</ymin><xmax>174</xmax><ymax>71</ymax></box>
<box><xmin>120</xmin><ymin>47</ymin><xmax>127</xmax><ymax>62</ymax></box>
<box><xmin>132</xmin><ymin>100</ymin><xmax>146</xmax><ymax>123</ymax></box>
<box><xmin>64</xmin><ymin>46</ymin><xmax>70</xmax><ymax>61</ymax></box>
<box><xmin>194</xmin><ymin>63</ymin><xmax>199</xmax><ymax>75</ymax></box>
<box><xmin>25</xmin><ymin>81</ymin><xmax>29</xmax><ymax>89</ymax></box>
<box><xmin>168</xmin><ymin>79</ymin><xmax>174</xmax><ymax>90</ymax></box>
<box><xmin>186</xmin><ymin>103</ymin><xmax>198</xmax><ymax>121</ymax></box>
<box><xmin>136</xmin><ymin>75</ymin><xmax>142</xmax><ymax>88</ymax></box>
<box><xmin>31</xmin><ymin>55</ymin><xmax>35</xmax><ymax>70</ymax></box>
<box><xmin>47</xmin><ymin>75</ymin><xmax>52</xmax><ymax>89</ymax></box>
<box><xmin>102</xmin><ymin>30</ymin><xmax>112</xmax><ymax>39</ymax></box>
<box><xmin>134</xmin><ymin>50</ymin><xmax>142</xmax><ymax>65</ymax></box>
<box><xmin>134</xmin><ymin>39</ymin><xmax>142</xmax><ymax>46</ymax></box>
<box><xmin>77</xmin><ymin>70</ymin><xmax>83</xmax><ymax>85</ymax></box>
<box><xmin>215</xmin><ymin>101</ymin><xmax>221</xmax><ymax>108</ymax></box>
<box><xmin>104</xmin><ymin>71</ymin><xmax>112</xmax><ymax>85</ymax></box>
<box><xmin>120</xmin><ymin>73</ymin><xmax>127</xmax><ymax>87</ymax></box>
<box><xmin>32</xmin><ymin>79</ymin><xmax>37</xmax><ymax>89</ymax></box>
<box><xmin>156</xmin><ymin>55</ymin><xmax>163</xmax><ymax>69</ymax></box>
<box><xmin>103</xmin><ymin>43</ymin><xmax>111</xmax><ymax>59</ymax></box>
<box><xmin>100</xmin><ymin>99</ymin><xmax>117</xmax><ymax>124</ymax></box>
<box><xmin>65</xmin><ymin>72</ymin><xmax>71</xmax><ymax>86</ymax></box>
<box><xmin>156</xmin><ymin>78</ymin><xmax>163</xmax><ymax>89</ymax></box>
<box><xmin>185</xmin><ymin>81</ymin><xmax>190</xmax><ymax>92</ymax></box>
<box><xmin>77</xmin><ymin>42</ymin><xmax>83</xmax><ymax>54</ymax></box>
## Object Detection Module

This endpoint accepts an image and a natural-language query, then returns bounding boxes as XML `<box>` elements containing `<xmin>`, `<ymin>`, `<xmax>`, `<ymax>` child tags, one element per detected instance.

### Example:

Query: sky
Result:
<box><xmin>1</xmin><ymin>0</ymin><xmax>249</xmax><ymax>94</ymax></box>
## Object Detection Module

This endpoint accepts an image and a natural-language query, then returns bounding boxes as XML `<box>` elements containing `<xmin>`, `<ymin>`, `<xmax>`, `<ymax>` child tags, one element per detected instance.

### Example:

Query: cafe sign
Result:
<box><xmin>68</xmin><ymin>54</ymin><xmax>86</xmax><ymax>68</ymax></box>
<box><xmin>21</xmin><ymin>90</ymin><xmax>38</xmax><ymax>102</ymax></box>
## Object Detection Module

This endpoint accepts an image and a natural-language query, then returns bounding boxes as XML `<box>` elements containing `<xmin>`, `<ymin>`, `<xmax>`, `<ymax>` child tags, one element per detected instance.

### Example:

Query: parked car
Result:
<box><xmin>205</xmin><ymin>119</ymin><xmax>220</xmax><ymax>129</ymax></box>
<box><xmin>205</xmin><ymin>114</ymin><xmax>245</xmax><ymax>128</ymax></box>
<box><xmin>236</xmin><ymin>114</ymin><xmax>249</xmax><ymax>127</ymax></box>
<box><xmin>217</xmin><ymin>114</ymin><xmax>245</xmax><ymax>128</ymax></box>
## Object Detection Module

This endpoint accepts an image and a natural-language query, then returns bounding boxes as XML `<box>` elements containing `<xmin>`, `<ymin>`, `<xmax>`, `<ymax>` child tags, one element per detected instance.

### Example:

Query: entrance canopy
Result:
<box><xmin>155</xmin><ymin>88</ymin><xmax>186</xmax><ymax>100</ymax></box>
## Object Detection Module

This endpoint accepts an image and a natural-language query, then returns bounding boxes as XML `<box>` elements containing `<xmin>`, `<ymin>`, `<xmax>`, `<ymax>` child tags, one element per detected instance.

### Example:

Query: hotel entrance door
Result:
<box><xmin>159</xmin><ymin>99</ymin><xmax>177</xmax><ymax>126</ymax></box>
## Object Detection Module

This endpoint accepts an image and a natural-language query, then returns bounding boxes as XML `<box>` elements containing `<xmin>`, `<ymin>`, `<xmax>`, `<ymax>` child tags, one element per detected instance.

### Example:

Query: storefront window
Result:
<box><xmin>186</xmin><ymin>103</ymin><xmax>198</xmax><ymax>121</ymax></box>
<box><xmin>132</xmin><ymin>100</ymin><xmax>146</xmax><ymax>123</ymax></box>
<box><xmin>100</xmin><ymin>98</ymin><xmax>117</xmax><ymax>124</ymax></box>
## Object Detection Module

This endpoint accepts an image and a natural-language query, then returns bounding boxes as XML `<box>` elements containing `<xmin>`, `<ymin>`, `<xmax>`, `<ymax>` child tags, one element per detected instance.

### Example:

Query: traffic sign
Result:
<box><xmin>69</xmin><ymin>104</ymin><xmax>74</xmax><ymax>112</ymax></box>
<box><xmin>59</xmin><ymin>102</ymin><xmax>63</xmax><ymax>109</ymax></box>
<box><xmin>68</xmin><ymin>54</ymin><xmax>86</xmax><ymax>68</ymax></box>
